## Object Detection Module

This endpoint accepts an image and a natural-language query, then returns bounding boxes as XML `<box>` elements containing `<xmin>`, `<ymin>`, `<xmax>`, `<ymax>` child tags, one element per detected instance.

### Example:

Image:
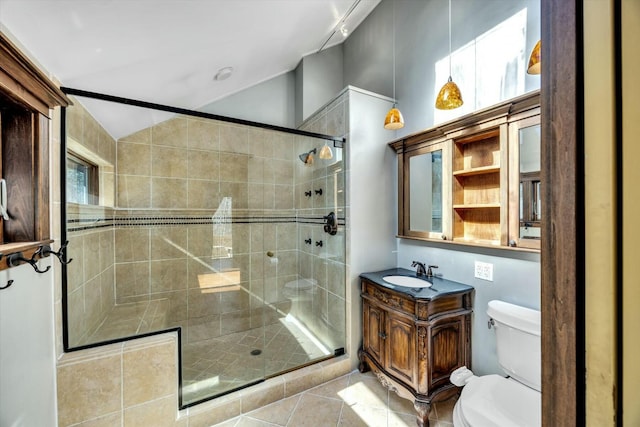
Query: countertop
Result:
<box><xmin>360</xmin><ymin>268</ymin><xmax>474</xmax><ymax>300</ymax></box>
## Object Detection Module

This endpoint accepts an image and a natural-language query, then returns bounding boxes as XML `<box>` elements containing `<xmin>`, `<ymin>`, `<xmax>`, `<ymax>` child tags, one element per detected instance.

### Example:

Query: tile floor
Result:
<box><xmin>182</xmin><ymin>318</ymin><xmax>330</xmax><ymax>404</ymax></box>
<box><xmin>212</xmin><ymin>370</ymin><xmax>457</xmax><ymax>427</ymax></box>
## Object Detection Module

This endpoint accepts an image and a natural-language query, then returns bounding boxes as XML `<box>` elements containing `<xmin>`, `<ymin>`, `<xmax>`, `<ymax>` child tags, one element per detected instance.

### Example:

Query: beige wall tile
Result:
<box><xmin>117</xmin><ymin>175</ymin><xmax>151</xmax><ymax>208</ymax></box>
<box><xmin>124</xmin><ymin>395</ymin><xmax>179</xmax><ymax>427</ymax></box>
<box><xmin>83</xmin><ymin>233</ymin><xmax>101</xmax><ymax>280</ymax></box>
<box><xmin>67</xmin><ymin>235</ymin><xmax>85</xmax><ymax>291</ymax></box>
<box><xmin>123</xmin><ymin>340</ymin><xmax>177</xmax><ymax>407</ymax></box>
<box><xmin>57</xmin><ymin>355</ymin><xmax>122</xmax><ymax>426</ymax></box>
<box><xmin>100</xmin><ymin>266</ymin><xmax>115</xmax><ymax>313</ymax></box>
<box><xmin>188</xmin><ymin>118</ymin><xmax>219</xmax><ymax>151</ymax></box>
<box><xmin>99</xmin><ymin>229</ymin><xmax>115</xmax><ymax>272</ymax></box>
<box><xmin>151</xmin><ymin>178</ymin><xmax>188</xmax><ymax>208</ymax></box>
<box><xmin>115</xmin><ymin>228</ymin><xmax>150</xmax><ymax>262</ymax></box>
<box><xmin>188</xmin><ymin>149</ymin><xmax>219</xmax><ymax>180</ymax></box>
<box><xmin>152</xmin><ymin>117</ymin><xmax>188</xmax><ymax>148</ymax></box>
<box><xmin>118</xmin><ymin>142</ymin><xmax>151</xmax><ymax>176</ymax></box>
<box><xmin>187</xmin><ymin>179</ymin><xmax>220</xmax><ymax>209</ymax></box>
<box><xmin>150</xmin><ymin>259</ymin><xmax>188</xmax><ymax>293</ymax></box>
<box><xmin>220</xmin><ymin>125</ymin><xmax>248</xmax><ymax>154</ymax></box>
<box><xmin>115</xmin><ymin>262</ymin><xmax>150</xmax><ymax>300</ymax></box>
<box><xmin>152</xmin><ymin>290</ymin><xmax>188</xmax><ymax>322</ymax></box>
<box><xmin>187</xmin><ymin>288</ymin><xmax>221</xmax><ymax>318</ymax></box>
<box><xmin>119</xmin><ymin>127</ymin><xmax>151</xmax><ymax>144</ymax></box>
<box><xmin>219</xmin><ymin>182</ymin><xmax>248</xmax><ymax>209</ymax></box>
<box><xmin>151</xmin><ymin>227</ymin><xmax>188</xmax><ymax>260</ymax></box>
<box><xmin>186</xmin><ymin>226</ymin><xmax>214</xmax><ymax>258</ymax></box>
<box><xmin>219</xmin><ymin>153</ymin><xmax>248</xmax><ymax>182</ymax></box>
<box><xmin>152</xmin><ymin>146</ymin><xmax>188</xmax><ymax>178</ymax></box>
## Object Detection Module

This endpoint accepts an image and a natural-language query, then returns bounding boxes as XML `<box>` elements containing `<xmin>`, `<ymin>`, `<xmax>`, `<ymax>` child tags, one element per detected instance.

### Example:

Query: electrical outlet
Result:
<box><xmin>474</xmin><ymin>261</ymin><xmax>494</xmax><ymax>281</ymax></box>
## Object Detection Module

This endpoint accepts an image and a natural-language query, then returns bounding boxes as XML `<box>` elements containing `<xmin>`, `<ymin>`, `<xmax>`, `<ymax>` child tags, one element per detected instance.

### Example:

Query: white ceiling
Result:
<box><xmin>0</xmin><ymin>0</ymin><xmax>380</xmax><ymax>138</ymax></box>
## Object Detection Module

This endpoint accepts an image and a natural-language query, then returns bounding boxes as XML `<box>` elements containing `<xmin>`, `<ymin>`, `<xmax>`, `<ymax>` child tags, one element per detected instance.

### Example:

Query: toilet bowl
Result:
<box><xmin>451</xmin><ymin>300</ymin><xmax>541</xmax><ymax>427</ymax></box>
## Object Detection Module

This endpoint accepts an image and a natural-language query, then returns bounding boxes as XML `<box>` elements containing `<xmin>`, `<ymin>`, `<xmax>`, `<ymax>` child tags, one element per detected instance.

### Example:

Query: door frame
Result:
<box><xmin>541</xmin><ymin>1</ymin><xmax>585</xmax><ymax>425</ymax></box>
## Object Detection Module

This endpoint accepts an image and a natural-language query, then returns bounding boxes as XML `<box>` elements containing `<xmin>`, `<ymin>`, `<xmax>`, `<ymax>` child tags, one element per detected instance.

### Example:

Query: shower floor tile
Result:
<box><xmin>181</xmin><ymin>316</ymin><xmax>331</xmax><ymax>404</ymax></box>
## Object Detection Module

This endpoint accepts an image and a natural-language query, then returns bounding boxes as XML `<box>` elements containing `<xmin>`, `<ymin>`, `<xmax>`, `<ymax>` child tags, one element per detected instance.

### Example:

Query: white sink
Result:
<box><xmin>383</xmin><ymin>275</ymin><xmax>432</xmax><ymax>288</ymax></box>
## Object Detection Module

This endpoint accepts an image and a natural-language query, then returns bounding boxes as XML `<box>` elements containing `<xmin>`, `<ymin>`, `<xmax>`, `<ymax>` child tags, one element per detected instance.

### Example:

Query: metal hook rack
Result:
<box><xmin>42</xmin><ymin>240</ymin><xmax>73</xmax><ymax>265</ymax></box>
<box><xmin>0</xmin><ymin>241</ymin><xmax>74</xmax><ymax>291</ymax></box>
<box><xmin>7</xmin><ymin>247</ymin><xmax>51</xmax><ymax>274</ymax></box>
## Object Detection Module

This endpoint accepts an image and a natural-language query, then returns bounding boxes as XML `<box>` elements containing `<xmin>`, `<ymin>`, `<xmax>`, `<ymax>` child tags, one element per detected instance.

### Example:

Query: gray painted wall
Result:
<box><xmin>344</xmin><ymin>0</ymin><xmax>541</xmax><ymax>137</ymax></box>
<box><xmin>299</xmin><ymin>44</ymin><xmax>345</xmax><ymax>125</ymax></box>
<box><xmin>199</xmin><ymin>72</ymin><xmax>296</xmax><ymax>128</ymax></box>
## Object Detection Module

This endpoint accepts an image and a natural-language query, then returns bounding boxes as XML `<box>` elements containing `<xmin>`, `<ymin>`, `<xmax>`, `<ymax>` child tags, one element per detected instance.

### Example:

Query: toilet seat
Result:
<box><xmin>454</xmin><ymin>374</ymin><xmax>541</xmax><ymax>427</ymax></box>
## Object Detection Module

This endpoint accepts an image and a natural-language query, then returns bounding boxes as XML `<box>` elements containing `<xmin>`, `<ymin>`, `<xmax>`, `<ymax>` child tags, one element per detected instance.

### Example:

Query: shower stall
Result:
<box><xmin>62</xmin><ymin>90</ymin><xmax>347</xmax><ymax>406</ymax></box>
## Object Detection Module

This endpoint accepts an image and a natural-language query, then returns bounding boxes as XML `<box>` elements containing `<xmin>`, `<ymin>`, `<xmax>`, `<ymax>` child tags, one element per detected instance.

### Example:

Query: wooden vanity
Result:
<box><xmin>359</xmin><ymin>269</ymin><xmax>473</xmax><ymax>427</ymax></box>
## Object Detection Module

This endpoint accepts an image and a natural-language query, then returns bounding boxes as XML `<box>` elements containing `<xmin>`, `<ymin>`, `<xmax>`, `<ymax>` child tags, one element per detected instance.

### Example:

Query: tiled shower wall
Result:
<box><xmin>65</xmin><ymin>100</ymin><xmax>117</xmax><ymax>347</ymax></box>
<box><xmin>65</xmin><ymin>104</ymin><xmax>347</xmax><ymax>352</ymax></box>
<box><xmin>58</xmin><ymin>93</ymin><xmax>351</xmax><ymax>426</ymax></box>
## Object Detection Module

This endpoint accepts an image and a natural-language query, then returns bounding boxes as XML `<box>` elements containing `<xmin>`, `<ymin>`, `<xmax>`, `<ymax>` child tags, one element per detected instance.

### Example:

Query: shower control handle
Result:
<box><xmin>304</xmin><ymin>238</ymin><xmax>312</xmax><ymax>245</ymax></box>
<box><xmin>316</xmin><ymin>240</ymin><xmax>323</xmax><ymax>247</ymax></box>
<box><xmin>323</xmin><ymin>212</ymin><xmax>338</xmax><ymax>235</ymax></box>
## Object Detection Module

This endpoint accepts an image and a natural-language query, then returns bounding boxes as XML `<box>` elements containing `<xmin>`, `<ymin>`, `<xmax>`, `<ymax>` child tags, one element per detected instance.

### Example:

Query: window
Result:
<box><xmin>67</xmin><ymin>153</ymin><xmax>99</xmax><ymax>205</ymax></box>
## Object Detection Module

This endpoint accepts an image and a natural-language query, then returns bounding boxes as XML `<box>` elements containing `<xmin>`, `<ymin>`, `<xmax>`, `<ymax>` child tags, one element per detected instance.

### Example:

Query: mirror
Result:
<box><xmin>518</xmin><ymin>124</ymin><xmax>541</xmax><ymax>241</ymax></box>
<box><xmin>407</xmin><ymin>149</ymin><xmax>443</xmax><ymax>234</ymax></box>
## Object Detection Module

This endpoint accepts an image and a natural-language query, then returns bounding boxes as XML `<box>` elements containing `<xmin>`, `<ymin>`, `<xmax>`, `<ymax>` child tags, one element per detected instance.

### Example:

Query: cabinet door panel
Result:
<box><xmin>385</xmin><ymin>312</ymin><xmax>416</xmax><ymax>386</ymax></box>
<box><xmin>430</xmin><ymin>318</ymin><xmax>465</xmax><ymax>389</ymax></box>
<box><xmin>363</xmin><ymin>302</ymin><xmax>385</xmax><ymax>363</ymax></box>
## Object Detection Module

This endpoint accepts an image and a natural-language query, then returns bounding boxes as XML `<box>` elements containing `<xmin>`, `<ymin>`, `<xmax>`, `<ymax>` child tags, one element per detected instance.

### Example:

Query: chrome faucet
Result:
<box><xmin>411</xmin><ymin>261</ymin><xmax>427</xmax><ymax>276</ymax></box>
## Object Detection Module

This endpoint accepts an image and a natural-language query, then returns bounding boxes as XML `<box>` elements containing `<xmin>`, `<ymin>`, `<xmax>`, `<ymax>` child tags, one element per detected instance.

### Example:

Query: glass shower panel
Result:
<box><xmin>62</xmin><ymin>92</ymin><xmax>346</xmax><ymax>408</ymax></box>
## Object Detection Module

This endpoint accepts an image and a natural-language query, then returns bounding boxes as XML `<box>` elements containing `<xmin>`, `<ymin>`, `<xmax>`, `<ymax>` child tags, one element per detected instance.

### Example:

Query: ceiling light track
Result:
<box><xmin>317</xmin><ymin>0</ymin><xmax>362</xmax><ymax>52</ymax></box>
<box><xmin>60</xmin><ymin>87</ymin><xmax>346</xmax><ymax>144</ymax></box>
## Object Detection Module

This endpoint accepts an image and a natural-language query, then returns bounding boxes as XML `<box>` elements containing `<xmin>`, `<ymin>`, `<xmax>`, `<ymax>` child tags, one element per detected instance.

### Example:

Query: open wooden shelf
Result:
<box><xmin>452</xmin><ymin>165</ymin><xmax>501</xmax><ymax>177</ymax></box>
<box><xmin>452</xmin><ymin>127</ymin><xmax>503</xmax><ymax>244</ymax></box>
<box><xmin>453</xmin><ymin>203</ymin><xmax>501</xmax><ymax>209</ymax></box>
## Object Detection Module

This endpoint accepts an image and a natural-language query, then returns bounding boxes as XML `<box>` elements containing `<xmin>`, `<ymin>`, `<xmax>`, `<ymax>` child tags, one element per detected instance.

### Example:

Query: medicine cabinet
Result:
<box><xmin>391</xmin><ymin>91</ymin><xmax>540</xmax><ymax>251</ymax></box>
<box><xmin>0</xmin><ymin>32</ymin><xmax>70</xmax><ymax>270</ymax></box>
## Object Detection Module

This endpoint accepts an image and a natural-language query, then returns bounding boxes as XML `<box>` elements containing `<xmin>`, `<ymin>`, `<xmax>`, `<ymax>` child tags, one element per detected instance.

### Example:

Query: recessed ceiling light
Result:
<box><xmin>340</xmin><ymin>25</ymin><xmax>349</xmax><ymax>37</ymax></box>
<box><xmin>214</xmin><ymin>67</ymin><xmax>234</xmax><ymax>81</ymax></box>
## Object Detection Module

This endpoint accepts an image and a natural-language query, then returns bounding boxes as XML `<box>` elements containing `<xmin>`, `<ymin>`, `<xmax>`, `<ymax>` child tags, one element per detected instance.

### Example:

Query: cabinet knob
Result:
<box><xmin>378</xmin><ymin>332</ymin><xmax>387</xmax><ymax>339</ymax></box>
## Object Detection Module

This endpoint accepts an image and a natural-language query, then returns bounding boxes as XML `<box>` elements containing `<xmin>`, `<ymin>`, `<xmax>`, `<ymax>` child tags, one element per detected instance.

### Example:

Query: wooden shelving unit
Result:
<box><xmin>452</xmin><ymin>128</ymin><xmax>504</xmax><ymax>245</ymax></box>
<box><xmin>390</xmin><ymin>90</ymin><xmax>540</xmax><ymax>251</ymax></box>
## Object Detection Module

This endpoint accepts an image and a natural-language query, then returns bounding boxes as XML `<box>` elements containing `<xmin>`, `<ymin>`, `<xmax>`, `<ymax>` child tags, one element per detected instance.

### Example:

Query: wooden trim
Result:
<box><xmin>0</xmin><ymin>32</ymin><xmax>70</xmax><ymax>114</ymax></box>
<box><xmin>541</xmin><ymin>0</ymin><xmax>584</xmax><ymax>425</ymax></box>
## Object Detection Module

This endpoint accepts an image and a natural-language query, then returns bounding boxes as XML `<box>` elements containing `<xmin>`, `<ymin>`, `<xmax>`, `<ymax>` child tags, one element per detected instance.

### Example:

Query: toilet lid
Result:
<box><xmin>459</xmin><ymin>374</ymin><xmax>541</xmax><ymax>427</ymax></box>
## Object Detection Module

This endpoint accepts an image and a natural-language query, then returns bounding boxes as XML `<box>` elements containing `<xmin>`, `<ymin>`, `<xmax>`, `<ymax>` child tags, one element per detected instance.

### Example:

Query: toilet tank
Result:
<box><xmin>487</xmin><ymin>300</ymin><xmax>541</xmax><ymax>392</ymax></box>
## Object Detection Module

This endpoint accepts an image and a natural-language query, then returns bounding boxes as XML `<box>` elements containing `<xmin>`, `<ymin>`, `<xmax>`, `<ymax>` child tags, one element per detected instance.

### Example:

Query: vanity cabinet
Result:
<box><xmin>359</xmin><ymin>277</ymin><xmax>472</xmax><ymax>427</ymax></box>
<box><xmin>391</xmin><ymin>90</ymin><xmax>540</xmax><ymax>251</ymax></box>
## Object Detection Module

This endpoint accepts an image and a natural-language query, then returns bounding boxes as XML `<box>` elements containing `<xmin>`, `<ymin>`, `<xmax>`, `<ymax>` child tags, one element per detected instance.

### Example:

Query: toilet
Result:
<box><xmin>451</xmin><ymin>300</ymin><xmax>541</xmax><ymax>427</ymax></box>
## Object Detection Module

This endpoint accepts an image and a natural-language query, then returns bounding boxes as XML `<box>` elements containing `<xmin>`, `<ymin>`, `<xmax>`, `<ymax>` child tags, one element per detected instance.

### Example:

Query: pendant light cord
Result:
<box><xmin>448</xmin><ymin>0</ymin><xmax>452</xmax><ymax>77</ymax></box>
<box><xmin>392</xmin><ymin>0</ymin><xmax>396</xmax><ymax>106</ymax></box>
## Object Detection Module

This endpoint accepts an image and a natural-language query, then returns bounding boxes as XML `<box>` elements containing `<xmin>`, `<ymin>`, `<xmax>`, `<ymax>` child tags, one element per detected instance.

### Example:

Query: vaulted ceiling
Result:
<box><xmin>0</xmin><ymin>0</ymin><xmax>380</xmax><ymax>137</ymax></box>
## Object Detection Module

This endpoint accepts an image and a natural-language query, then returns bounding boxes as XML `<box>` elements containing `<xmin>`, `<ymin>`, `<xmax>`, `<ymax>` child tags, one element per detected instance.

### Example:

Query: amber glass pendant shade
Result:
<box><xmin>435</xmin><ymin>76</ymin><xmax>463</xmax><ymax>110</ymax></box>
<box><xmin>527</xmin><ymin>40</ymin><xmax>541</xmax><ymax>74</ymax></box>
<box><xmin>384</xmin><ymin>107</ymin><xmax>405</xmax><ymax>130</ymax></box>
<box><xmin>319</xmin><ymin>142</ymin><xmax>333</xmax><ymax>159</ymax></box>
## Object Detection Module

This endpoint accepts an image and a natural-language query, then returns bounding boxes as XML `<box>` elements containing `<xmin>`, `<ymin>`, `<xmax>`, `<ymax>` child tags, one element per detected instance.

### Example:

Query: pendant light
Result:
<box><xmin>319</xmin><ymin>141</ymin><xmax>333</xmax><ymax>159</ymax></box>
<box><xmin>384</xmin><ymin>0</ymin><xmax>405</xmax><ymax>130</ymax></box>
<box><xmin>435</xmin><ymin>0</ymin><xmax>463</xmax><ymax>110</ymax></box>
<box><xmin>527</xmin><ymin>40</ymin><xmax>541</xmax><ymax>74</ymax></box>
